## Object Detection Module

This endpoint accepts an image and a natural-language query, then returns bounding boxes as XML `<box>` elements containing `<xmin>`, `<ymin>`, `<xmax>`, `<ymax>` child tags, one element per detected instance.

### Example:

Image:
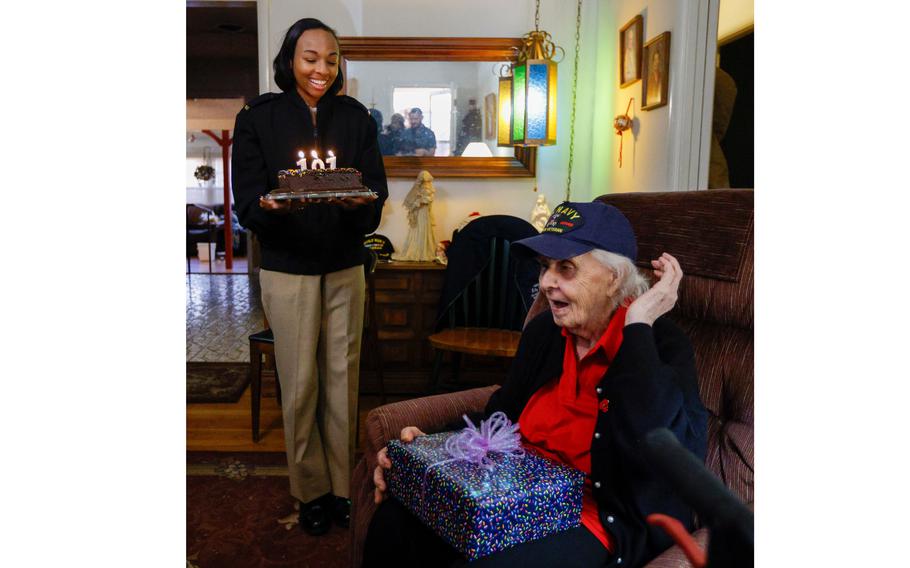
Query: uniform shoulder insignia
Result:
<box><xmin>242</xmin><ymin>92</ymin><xmax>280</xmax><ymax>111</ymax></box>
<box><xmin>337</xmin><ymin>95</ymin><xmax>369</xmax><ymax>114</ymax></box>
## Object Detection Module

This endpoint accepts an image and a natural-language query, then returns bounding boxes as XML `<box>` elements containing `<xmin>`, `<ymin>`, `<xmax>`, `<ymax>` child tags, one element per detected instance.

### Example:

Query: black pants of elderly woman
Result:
<box><xmin>362</xmin><ymin>499</ymin><xmax>612</xmax><ymax>568</ymax></box>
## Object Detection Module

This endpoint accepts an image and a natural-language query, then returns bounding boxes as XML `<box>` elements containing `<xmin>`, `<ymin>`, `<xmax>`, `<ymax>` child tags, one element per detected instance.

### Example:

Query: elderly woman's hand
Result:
<box><xmin>373</xmin><ymin>426</ymin><xmax>426</xmax><ymax>504</ymax></box>
<box><xmin>625</xmin><ymin>253</ymin><xmax>683</xmax><ymax>326</ymax></box>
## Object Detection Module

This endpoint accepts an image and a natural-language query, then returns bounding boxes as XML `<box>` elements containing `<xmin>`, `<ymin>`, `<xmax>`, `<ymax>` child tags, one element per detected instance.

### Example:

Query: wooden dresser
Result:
<box><xmin>359</xmin><ymin>261</ymin><xmax>510</xmax><ymax>395</ymax></box>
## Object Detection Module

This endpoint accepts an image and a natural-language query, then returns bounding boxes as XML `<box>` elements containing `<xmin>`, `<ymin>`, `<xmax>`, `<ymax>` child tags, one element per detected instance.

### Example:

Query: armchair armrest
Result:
<box><xmin>351</xmin><ymin>385</ymin><xmax>498</xmax><ymax>568</ymax></box>
<box><xmin>363</xmin><ymin>385</ymin><xmax>499</xmax><ymax>458</ymax></box>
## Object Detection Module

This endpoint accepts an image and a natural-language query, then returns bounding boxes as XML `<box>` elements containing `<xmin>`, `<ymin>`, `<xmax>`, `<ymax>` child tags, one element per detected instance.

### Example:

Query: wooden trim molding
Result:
<box><xmin>340</xmin><ymin>37</ymin><xmax>522</xmax><ymax>61</ymax></box>
<box><xmin>718</xmin><ymin>24</ymin><xmax>753</xmax><ymax>47</ymax></box>
<box><xmin>338</xmin><ymin>36</ymin><xmax>534</xmax><ymax>178</ymax></box>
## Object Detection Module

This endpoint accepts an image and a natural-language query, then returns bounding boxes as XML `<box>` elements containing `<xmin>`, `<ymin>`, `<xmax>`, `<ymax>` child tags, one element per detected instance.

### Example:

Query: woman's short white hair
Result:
<box><xmin>588</xmin><ymin>249</ymin><xmax>650</xmax><ymax>307</ymax></box>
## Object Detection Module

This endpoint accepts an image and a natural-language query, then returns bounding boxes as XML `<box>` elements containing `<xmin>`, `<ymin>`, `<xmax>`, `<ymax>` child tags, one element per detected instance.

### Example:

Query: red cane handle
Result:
<box><xmin>646</xmin><ymin>513</ymin><xmax>708</xmax><ymax>568</ymax></box>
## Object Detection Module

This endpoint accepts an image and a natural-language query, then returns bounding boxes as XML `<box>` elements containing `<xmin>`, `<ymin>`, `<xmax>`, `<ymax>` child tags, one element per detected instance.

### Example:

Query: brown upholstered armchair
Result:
<box><xmin>350</xmin><ymin>189</ymin><xmax>753</xmax><ymax>568</ymax></box>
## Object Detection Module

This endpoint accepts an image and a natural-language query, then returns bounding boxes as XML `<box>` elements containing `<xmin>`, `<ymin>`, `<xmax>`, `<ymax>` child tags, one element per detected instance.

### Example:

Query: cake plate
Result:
<box><xmin>264</xmin><ymin>188</ymin><xmax>378</xmax><ymax>201</ymax></box>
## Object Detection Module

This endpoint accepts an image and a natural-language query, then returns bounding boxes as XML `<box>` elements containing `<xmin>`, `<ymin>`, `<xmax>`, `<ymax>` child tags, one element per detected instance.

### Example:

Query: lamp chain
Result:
<box><xmin>565</xmin><ymin>0</ymin><xmax>582</xmax><ymax>201</ymax></box>
<box><xmin>535</xmin><ymin>0</ymin><xmax>540</xmax><ymax>31</ymax></box>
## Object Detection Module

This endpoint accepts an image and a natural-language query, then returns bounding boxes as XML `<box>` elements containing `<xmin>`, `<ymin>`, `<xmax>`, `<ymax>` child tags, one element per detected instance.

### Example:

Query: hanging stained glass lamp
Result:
<box><xmin>510</xmin><ymin>21</ymin><xmax>562</xmax><ymax>146</ymax></box>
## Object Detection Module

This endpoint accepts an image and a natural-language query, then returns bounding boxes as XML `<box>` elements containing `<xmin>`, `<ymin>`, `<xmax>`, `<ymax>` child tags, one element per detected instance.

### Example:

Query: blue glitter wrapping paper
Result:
<box><xmin>387</xmin><ymin>431</ymin><xmax>586</xmax><ymax>561</ymax></box>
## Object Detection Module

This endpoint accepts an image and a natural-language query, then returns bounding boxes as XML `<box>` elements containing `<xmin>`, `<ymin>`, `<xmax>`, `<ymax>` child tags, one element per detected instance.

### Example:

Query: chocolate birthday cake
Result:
<box><xmin>274</xmin><ymin>167</ymin><xmax>367</xmax><ymax>195</ymax></box>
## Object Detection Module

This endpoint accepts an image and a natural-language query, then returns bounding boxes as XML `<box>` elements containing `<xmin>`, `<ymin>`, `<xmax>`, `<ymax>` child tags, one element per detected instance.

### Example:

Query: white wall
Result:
<box><xmin>591</xmin><ymin>0</ymin><xmax>716</xmax><ymax>195</ymax></box>
<box><xmin>595</xmin><ymin>0</ymin><xmax>682</xmax><ymax>194</ymax></box>
<box><xmin>718</xmin><ymin>0</ymin><xmax>753</xmax><ymax>42</ymax></box>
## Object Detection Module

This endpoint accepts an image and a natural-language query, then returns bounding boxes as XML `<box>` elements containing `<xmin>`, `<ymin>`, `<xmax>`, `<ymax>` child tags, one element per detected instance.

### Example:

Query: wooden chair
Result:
<box><xmin>428</xmin><ymin>216</ymin><xmax>538</xmax><ymax>392</ymax></box>
<box><xmin>249</xmin><ymin>317</ymin><xmax>280</xmax><ymax>443</ymax></box>
<box><xmin>362</xmin><ymin>250</ymin><xmax>386</xmax><ymax>404</ymax></box>
<box><xmin>249</xmin><ymin>251</ymin><xmax>385</xmax><ymax>442</ymax></box>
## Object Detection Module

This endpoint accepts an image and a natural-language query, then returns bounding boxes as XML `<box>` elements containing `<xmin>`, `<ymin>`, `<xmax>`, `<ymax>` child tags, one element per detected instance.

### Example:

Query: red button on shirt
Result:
<box><xmin>518</xmin><ymin>306</ymin><xmax>627</xmax><ymax>551</ymax></box>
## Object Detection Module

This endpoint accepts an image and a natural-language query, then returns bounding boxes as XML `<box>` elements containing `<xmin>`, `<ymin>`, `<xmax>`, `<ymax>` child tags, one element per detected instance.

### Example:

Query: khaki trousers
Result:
<box><xmin>259</xmin><ymin>266</ymin><xmax>364</xmax><ymax>503</ymax></box>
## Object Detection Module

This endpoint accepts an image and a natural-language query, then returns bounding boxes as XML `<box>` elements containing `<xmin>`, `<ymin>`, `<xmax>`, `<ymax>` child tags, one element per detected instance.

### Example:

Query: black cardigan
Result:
<box><xmin>231</xmin><ymin>88</ymin><xmax>388</xmax><ymax>275</ymax></box>
<box><xmin>483</xmin><ymin>311</ymin><xmax>708</xmax><ymax>568</ymax></box>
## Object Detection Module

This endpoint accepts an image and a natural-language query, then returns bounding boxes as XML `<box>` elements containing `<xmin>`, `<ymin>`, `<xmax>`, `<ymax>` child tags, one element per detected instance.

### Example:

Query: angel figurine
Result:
<box><xmin>394</xmin><ymin>170</ymin><xmax>438</xmax><ymax>261</ymax></box>
<box><xmin>530</xmin><ymin>194</ymin><xmax>551</xmax><ymax>232</ymax></box>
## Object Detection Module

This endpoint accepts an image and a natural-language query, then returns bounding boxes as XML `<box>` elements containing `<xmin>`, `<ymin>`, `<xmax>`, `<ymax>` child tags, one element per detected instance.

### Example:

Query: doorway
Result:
<box><xmin>186</xmin><ymin>1</ymin><xmax>258</xmax><ymax>274</ymax></box>
<box><xmin>714</xmin><ymin>31</ymin><xmax>753</xmax><ymax>189</ymax></box>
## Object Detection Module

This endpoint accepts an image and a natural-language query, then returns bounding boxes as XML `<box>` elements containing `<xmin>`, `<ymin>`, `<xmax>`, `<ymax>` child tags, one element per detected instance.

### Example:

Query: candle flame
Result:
<box><xmin>328</xmin><ymin>150</ymin><xmax>334</xmax><ymax>157</ymax></box>
<box><xmin>298</xmin><ymin>150</ymin><xmax>305</xmax><ymax>158</ymax></box>
<box><xmin>311</xmin><ymin>150</ymin><xmax>318</xmax><ymax>158</ymax></box>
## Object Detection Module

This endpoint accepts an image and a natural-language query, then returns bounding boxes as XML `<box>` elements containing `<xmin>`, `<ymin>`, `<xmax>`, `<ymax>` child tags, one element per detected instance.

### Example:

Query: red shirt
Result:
<box><xmin>518</xmin><ymin>306</ymin><xmax>627</xmax><ymax>551</ymax></box>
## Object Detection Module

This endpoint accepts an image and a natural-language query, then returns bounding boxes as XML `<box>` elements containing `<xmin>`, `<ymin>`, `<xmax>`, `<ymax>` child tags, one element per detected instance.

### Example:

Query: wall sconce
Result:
<box><xmin>613</xmin><ymin>98</ymin><xmax>634</xmax><ymax>168</ymax></box>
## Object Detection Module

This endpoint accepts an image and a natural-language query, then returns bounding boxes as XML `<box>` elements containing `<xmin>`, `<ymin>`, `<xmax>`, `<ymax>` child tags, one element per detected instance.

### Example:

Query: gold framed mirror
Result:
<box><xmin>339</xmin><ymin>37</ymin><xmax>535</xmax><ymax>178</ymax></box>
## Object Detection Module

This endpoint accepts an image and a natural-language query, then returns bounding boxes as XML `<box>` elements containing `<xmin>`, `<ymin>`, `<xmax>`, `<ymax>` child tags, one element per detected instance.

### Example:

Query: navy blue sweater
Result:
<box><xmin>231</xmin><ymin>88</ymin><xmax>388</xmax><ymax>275</ymax></box>
<box><xmin>483</xmin><ymin>311</ymin><xmax>708</xmax><ymax>568</ymax></box>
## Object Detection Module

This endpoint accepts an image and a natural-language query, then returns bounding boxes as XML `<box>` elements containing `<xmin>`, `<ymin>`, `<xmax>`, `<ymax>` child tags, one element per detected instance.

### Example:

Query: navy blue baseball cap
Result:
<box><xmin>512</xmin><ymin>201</ymin><xmax>637</xmax><ymax>262</ymax></box>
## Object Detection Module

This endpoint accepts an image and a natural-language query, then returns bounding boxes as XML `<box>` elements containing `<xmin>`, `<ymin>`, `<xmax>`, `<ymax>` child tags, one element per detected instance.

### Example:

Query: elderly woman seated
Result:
<box><xmin>363</xmin><ymin>201</ymin><xmax>708</xmax><ymax>568</ymax></box>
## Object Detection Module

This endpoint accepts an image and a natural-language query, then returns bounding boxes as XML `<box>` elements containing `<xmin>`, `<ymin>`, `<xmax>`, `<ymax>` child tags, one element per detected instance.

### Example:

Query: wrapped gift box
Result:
<box><xmin>387</xmin><ymin>431</ymin><xmax>586</xmax><ymax>560</ymax></box>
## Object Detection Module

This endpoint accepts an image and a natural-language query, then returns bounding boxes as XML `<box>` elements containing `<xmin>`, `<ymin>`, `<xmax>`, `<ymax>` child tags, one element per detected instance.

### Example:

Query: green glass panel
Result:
<box><xmin>511</xmin><ymin>64</ymin><xmax>526</xmax><ymax>142</ymax></box>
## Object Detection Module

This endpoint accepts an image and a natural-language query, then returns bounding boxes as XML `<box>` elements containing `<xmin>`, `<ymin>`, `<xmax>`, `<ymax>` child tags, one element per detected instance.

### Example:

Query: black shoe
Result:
<box><xmin>332</xmin><ymin>496</ymin><xmax>351</xmax><ymax>528</ymax></box>
<box><xmin>299</xmin><ymin>497</ymin><xmax>331</xmax><ymax>536</ymax></box>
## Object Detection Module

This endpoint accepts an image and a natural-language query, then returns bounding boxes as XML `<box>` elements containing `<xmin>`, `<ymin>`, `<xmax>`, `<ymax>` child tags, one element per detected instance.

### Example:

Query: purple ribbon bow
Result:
<box><xmin>443</xmin><ymin>411</ymin><xmax>526</xmax><ymax>468</ymax></box>
<box><xmin>420</xmin><ymin>412</ymin><xmax>526</xmax><ymax>503</ymax></box>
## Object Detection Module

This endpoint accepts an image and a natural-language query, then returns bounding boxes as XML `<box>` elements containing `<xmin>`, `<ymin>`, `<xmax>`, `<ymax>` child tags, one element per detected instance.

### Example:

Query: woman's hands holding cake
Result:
<box><xmin>373</xmin><ymin>426</ymin><xmax>426</xmax><ymax>504</ymax></box>
<box><xmin>259</xmin><ymin>195</ymin><xmax>291</xmax><ymax>213</ymax></box>
<box><xmin>258</xmin><ymin>195</ymin><xmax>323</xmax><ymax>212</ymax></box>
<box><xmin>327</xmin><ymin>194</ymin><xmax>378</xmax><ymax>210</ymax></box>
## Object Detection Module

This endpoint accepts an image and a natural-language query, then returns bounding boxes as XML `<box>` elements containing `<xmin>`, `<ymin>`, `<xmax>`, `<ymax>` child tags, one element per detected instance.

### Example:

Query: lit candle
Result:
<box><xmin>326</xmin><ymin>150</ymin><xmax>337</xmax><ymax>170</ymax></box>
<box><xmin>310</xmin><ymin>150</ymin><xmax>325</xmax><ymax>170</ymax></box>
<box><xmin>296</xmin><ymin>150</ymin><xmax>308</xmax><ymax>171</ymax></box>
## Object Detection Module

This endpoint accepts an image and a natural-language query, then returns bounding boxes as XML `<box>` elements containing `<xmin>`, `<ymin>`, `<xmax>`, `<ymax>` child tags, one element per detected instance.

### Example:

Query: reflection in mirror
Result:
<box><xmin>338</xmin><ymin>37</ymin><xmax>531</xmax><ymax>178</ymax></box>
<box><xmin>346</xmin><ymin>61</ymin><xmax>514</xmax><ymax>159</ymax></box>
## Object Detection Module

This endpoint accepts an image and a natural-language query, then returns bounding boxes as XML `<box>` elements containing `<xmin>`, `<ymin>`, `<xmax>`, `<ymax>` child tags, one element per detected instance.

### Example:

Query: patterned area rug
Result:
<box><xmin>187</xmin><ymin>452</ymin><xmax>350</xmax><ymax>568</ymax></box>
<box><xmin>187</xmin><ymin>362</ymin><xmax>250</xmax><ymax>403</ymax></box>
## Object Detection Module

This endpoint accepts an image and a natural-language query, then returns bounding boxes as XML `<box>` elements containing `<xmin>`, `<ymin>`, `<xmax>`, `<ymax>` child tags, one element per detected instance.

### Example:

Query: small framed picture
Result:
<box><xmin>484</xmin><ymin>93</ymin><xmax>496</xmax><ymax>139</ymax></box>
<box><xmin>619</xmin><ymin>15</ymin><xmax>643</xmax><ymax>88</ymax></box>
<box><xmin>642</xmin><ymin>31</ymin><xmax>671</xmax><ymax>111</ymax></box>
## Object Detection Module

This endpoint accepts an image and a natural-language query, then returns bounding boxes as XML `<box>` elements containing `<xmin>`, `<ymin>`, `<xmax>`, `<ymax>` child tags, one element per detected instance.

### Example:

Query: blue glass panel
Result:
<box><xmin>527</xmin><ymin>63</ymin><xmax>548</xmax><ymax>140</ymax></box>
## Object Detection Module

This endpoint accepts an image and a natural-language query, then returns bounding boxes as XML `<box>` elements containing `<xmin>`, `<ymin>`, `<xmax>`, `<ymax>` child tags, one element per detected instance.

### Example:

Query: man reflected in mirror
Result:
<box><xmin>399</xmin><ymin>107</ymin><xmax>437</xmax><ymax>156</ymax></box>
<box><xmin>379</xmin><ymin>112</ymin><xmax>405</xmax><ymax>156</ymax></box>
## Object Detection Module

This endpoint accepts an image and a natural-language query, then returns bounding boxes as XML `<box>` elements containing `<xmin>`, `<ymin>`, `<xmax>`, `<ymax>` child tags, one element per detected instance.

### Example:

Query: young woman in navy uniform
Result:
<box><xmin>231</xmin><ymin>17</ymin><xmax>388</xmax><ymax>535</ymax></box>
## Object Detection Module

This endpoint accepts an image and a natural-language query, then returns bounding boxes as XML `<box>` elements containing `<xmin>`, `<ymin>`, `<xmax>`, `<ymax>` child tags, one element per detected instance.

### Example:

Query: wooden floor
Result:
<box><xmin>186</xmin><ymin>373</ymin><xmax>408</xmax><ymax>453</ymax></box>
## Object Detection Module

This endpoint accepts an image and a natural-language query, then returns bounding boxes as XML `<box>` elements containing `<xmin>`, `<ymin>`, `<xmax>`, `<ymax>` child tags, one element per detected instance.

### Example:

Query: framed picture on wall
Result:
<box><xmin>619</xmin><ymin>15</ymin><xmax>643</xmax><ymax>88</ymax></box>
<box><xmin>642</xmin><ymin>31</ymin><xmax>671</xmax><ymax>110</ymax></box>
<box><xmin>484</xmin><ymin>93</ymin><xmax>496</xmax><ymax>139</ymax></box>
